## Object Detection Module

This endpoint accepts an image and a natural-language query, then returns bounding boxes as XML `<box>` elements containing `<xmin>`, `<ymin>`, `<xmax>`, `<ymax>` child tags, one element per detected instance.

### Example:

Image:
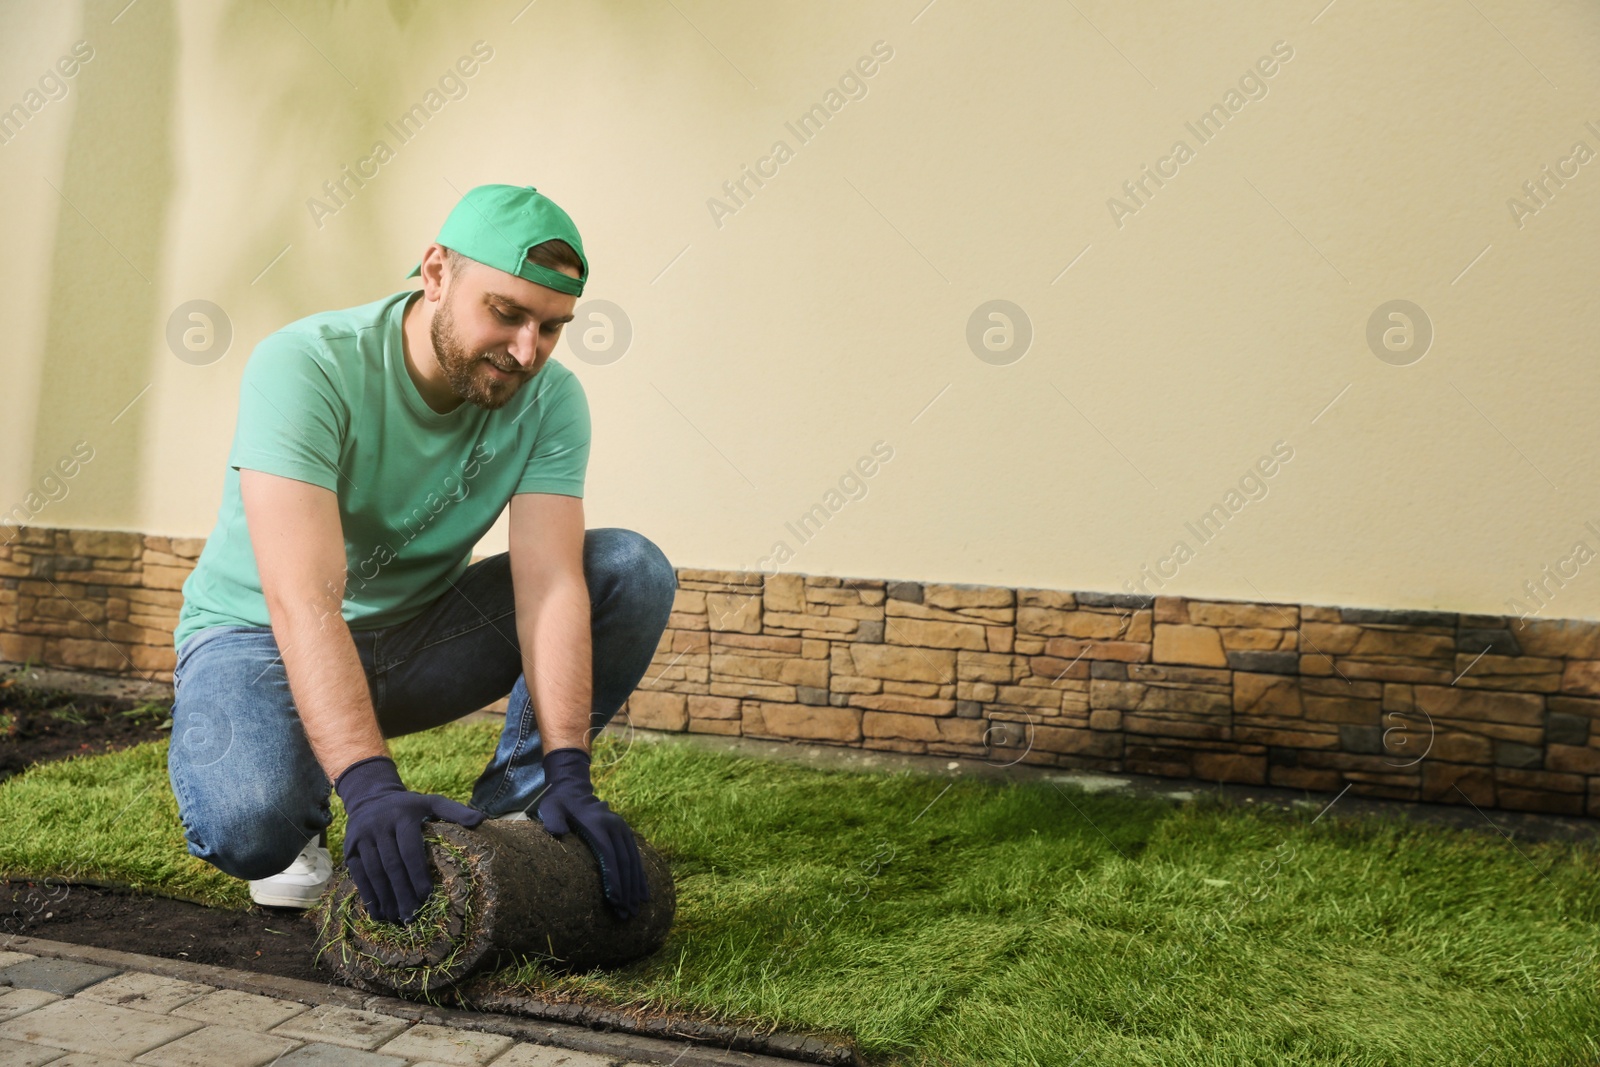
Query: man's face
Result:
<box><xmin>429</xmin><ymin>256</ymin><xmax>579</xmax><ymax>411</ymax></box>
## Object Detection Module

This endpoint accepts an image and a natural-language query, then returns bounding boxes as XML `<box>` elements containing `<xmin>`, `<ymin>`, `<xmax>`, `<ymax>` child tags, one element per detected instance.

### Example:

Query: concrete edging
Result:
<box><xmin>0</xmin><ymin>933</ymin><xmax>859</xmax><ymax>1066</ymax></box>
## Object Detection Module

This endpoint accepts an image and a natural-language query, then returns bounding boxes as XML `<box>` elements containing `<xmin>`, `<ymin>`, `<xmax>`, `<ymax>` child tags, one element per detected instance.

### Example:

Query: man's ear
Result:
<box><xmin>419</xmin><ymin>244</ymin><xmax>451</xmax><ymax>301</ymax></box>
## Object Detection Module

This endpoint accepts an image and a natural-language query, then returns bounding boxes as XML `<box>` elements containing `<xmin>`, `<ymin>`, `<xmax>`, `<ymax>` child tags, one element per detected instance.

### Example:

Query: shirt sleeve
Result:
<box><xmin>515</xmin><ymin>366</ymin><xmax>591</xmax><ymax>497</ymax></box>
<box><xmin>226</xmin><ymin>331</ymin><xmax>347</xmax><ymax>492</ymax></box>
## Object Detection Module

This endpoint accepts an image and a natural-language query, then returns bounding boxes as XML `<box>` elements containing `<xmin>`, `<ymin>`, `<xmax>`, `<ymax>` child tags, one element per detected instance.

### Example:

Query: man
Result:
<box><xmin>168</xmin><ymin>184</ymin><xmax>675</xmax><ymax>924</ymax></box>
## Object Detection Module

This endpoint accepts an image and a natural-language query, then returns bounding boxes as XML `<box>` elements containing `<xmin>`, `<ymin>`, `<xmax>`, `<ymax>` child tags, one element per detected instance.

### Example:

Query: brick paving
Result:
<box><xmin>0</xmin><ymin>946</ymin><xmax>820</xmax><ymax>1067</ymax></box>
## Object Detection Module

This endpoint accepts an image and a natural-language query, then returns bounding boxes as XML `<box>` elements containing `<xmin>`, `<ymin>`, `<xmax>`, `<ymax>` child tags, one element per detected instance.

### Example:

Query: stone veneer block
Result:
<box><xmin>1152</xmin><ymin>625</ymin><xmax>1228</xmax><ymax>667</ymax></box>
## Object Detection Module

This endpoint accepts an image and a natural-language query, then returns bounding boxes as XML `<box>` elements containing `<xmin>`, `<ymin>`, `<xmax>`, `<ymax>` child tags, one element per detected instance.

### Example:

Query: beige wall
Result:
<box><xmin>2</xmin><ymin>0</ymin><xmax>1598</xmax><ymax>621</ymax></box>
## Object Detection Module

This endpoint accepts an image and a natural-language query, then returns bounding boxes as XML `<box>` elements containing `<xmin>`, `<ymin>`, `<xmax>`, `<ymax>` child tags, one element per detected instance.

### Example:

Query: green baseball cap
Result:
<box><xmin>407</xmin><ymin>184</ymin><xmax>588</xmax><ymax>296</ymax></box>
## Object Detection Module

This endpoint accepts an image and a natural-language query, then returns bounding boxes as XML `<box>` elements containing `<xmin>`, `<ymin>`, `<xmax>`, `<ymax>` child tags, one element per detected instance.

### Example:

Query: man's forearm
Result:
<box><xmin>516</xmin><ymin>576</ymin><xmax>594</xmax><ymax>754</ymax></box>
<box><xmin>269</xmin><ymin>600</ymin><xmax>388</xmax><ymax>782</ymax></box>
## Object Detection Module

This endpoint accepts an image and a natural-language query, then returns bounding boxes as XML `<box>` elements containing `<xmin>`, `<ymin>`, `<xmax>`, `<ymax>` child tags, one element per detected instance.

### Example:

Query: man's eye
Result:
<box><xmin>491</xmin><ymin>307</ymin><xmax>517</xmax><ymax>324</ymax></box>
<box><xmin>542</xmin><ymin>323</ymin><xmax>561</xmax><ymax>334</ymax></box>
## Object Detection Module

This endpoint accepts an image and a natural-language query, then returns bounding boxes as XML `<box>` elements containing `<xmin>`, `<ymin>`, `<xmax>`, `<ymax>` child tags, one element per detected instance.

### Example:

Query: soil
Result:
<box><xmin>0</xmin><ymin>876</ymin><xmax>328</xmax><ymax>985</ymax></box>
<box><xmin>1</xmin><ymin>878</ymin><xmax>326</xmax><ymax>984</ymax></box>
<box><xmin>0</xmin><ymin>670</ymin><xmax>329</xmax><ymax>985</ymax></box>
<box><xmin>0</xmin><ymin>675</ymin><xmax>173</xmax><ymax>783</ymax></box>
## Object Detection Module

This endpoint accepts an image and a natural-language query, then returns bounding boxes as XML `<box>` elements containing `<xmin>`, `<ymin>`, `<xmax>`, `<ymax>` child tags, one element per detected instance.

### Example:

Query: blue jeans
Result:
<box><xmin>166</xmin><ymin>528</ymin><xmax>677</xmax><ymax>881</ymax></box>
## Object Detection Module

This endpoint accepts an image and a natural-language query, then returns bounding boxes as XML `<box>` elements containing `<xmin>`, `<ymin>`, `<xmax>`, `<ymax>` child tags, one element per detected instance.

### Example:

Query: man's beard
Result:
<box><xmin>429</xmin><ymin>289</ymin><xmax>522</xmax><ymax>411</ymax></box>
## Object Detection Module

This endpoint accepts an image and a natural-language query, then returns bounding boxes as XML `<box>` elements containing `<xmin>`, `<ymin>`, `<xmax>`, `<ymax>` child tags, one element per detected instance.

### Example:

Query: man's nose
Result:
<box><xmin>509</xmin><ymin>323</ymin><xmax>540</xmax><ymax>368</ymax></box>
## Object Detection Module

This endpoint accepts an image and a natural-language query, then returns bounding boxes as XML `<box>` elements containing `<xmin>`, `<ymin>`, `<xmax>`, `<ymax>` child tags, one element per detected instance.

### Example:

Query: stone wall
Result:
<box><xmin>0</xmin><ymin>528</ymin><xmax>196</xmax><ymax>677</ymax></box>
<box><xmin>3</xmin><ymin>527</ymin><xmax>1599</xmax><ymax>817</ymax></box>
<box><xmin>629</xmin><ymin>572</ymin><xmax>1600</xmax><ymax>818</ymax></box>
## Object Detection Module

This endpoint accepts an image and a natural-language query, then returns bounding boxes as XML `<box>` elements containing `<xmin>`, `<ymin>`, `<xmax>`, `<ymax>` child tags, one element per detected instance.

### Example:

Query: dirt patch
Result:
<box><xmin>0</xmin><ymin>674</ymin><xmax>173</xmax><ymax>783</ymax></box>
<box><xmin>0</xmin><ymin>675</ymin><xmax>327</xmax><ymax>980</ymax></box>
<box><xmin>1</xmin><ymin>879</ymin><xmax>326</xmax><ymax>984</ymax></box>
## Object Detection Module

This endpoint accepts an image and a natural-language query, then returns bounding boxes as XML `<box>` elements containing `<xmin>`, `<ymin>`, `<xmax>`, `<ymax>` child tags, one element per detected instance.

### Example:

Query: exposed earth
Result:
<box><xmin>1</xmin><ymin>877</ymin><xmax>324</xmax><ymax>983</ymax></box>
<box><xmin>0</xmin><ymin>672</ymin><xmax>173</xmax><ymax>783</ymax></box>
<box><xmin>0</xmin><ymin>669</ymin><xmax>329</xmax><ymax>982</ymax></box>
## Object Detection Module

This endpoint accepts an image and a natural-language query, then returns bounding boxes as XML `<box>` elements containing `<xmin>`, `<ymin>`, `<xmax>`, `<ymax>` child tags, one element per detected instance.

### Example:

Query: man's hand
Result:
<box><xmin>535</xmin><ymin>747</ymin><xmax>648</xmax><ymax>919</ymax></box>
<box><xmin>335</xmin><ymin>756</ymin><xmax>485</xmax><ymax>923</ymax></box>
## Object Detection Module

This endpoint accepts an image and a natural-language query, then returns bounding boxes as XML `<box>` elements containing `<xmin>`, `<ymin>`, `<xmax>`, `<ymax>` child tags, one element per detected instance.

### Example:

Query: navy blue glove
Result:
<box><xmin>535</xmin><ymin>747</ymin><xmax>647</xmax><ymax>919</ymax></box>
<box><xmin>335</xmin><ymin>755</ymin><xmax>485</xmax><ymax>924</ymax></box>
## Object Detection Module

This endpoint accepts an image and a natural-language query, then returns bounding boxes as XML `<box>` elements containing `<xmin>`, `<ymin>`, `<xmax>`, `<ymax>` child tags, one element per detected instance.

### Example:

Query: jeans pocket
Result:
<box><xmin>172</xmin><ymin>625</ymin><xmax>249</xmax><ymax>699</ymax></box>
<box><xmin>172</xmin><ymin>645</ymin><xmax>190</xmax><ymax>697</ymax></box>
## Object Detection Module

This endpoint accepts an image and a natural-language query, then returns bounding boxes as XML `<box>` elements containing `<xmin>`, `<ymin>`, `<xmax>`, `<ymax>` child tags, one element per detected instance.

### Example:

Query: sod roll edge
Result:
<box><xmin>311</xmin><ymin>819</ymin><xmax>676</xmax><ymax>998</ymax></box>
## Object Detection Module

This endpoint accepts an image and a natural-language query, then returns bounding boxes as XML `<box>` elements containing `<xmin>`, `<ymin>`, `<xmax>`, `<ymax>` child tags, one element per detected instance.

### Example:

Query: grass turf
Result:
<box><xmin>0</xmin><ymin>723</ymin><xmax>1596</xmax><ymax>1065</ymax></box>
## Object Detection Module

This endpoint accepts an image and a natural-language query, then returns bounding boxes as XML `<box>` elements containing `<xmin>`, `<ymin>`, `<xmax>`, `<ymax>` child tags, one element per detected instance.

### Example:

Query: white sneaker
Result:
<box><xmin>248</xmin><ymin>833</ymin><xmax>333</xmax><ymax>908</ymax></box>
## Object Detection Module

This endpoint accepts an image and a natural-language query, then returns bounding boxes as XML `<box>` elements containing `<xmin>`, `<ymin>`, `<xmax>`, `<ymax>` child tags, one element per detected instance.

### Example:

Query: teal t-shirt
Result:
<box><xmin>173</xmin><ymin>288</ymin><xmax>591</xmax><ymax>653</ymax></box>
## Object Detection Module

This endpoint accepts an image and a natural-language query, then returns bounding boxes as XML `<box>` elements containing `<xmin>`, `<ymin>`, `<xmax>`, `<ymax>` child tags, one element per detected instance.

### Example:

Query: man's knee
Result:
<box><xmin>177</xmin><ymin>786</ymin><xmax>326</xmax><ymax>880</ymax></box>
<box><xmin>593</xmin><ymin>528</ymin><xmax>677</xmax><ymax>617</ymax></box>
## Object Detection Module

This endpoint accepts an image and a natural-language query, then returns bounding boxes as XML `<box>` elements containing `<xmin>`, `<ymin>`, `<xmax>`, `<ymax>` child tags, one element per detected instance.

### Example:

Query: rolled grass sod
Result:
<box><xmin>313</xmin><ymin>819</ymin><xmax>677</xmax><ymax>999</ymax></box>
<box><xmin>0</xmin><ymin>721</ymin><xmax>1596</xmax><ymax>1065</ymax></box>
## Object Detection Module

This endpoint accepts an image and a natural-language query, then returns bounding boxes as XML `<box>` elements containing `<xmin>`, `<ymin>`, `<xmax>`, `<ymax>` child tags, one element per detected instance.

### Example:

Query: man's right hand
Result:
<box><xmin>334</xmin><ymin>755</ymin><xmax>485</xmax><ymax>923</ymax></box>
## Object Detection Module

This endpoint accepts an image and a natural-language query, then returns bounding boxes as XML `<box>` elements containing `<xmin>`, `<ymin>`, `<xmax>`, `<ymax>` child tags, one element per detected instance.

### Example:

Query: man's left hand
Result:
<box><xmin>535</xmin><ymin>746</ymin><xmax>648</xmax><ymax>919</ymax></box>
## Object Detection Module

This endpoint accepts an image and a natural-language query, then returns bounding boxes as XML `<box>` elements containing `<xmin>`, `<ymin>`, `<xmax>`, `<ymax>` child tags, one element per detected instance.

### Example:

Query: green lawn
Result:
<box><xmin>1</xmin><ymin>723</ymin><xmax>1597</xmax><ymax>1066</ymax></box>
